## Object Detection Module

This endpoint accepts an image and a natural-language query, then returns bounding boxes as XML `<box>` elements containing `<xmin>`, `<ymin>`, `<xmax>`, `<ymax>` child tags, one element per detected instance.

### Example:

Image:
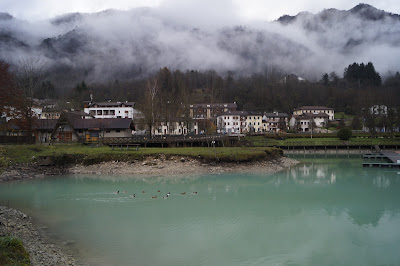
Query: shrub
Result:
<box><xmin>337</xmin><ymin>127</ymin><xmax>353</xmax><ymax>140</ymax></box>
<box><xmin>0</xmin><ymin>236</ymin><xmax>31</xmax><ymax>266</ymax></box>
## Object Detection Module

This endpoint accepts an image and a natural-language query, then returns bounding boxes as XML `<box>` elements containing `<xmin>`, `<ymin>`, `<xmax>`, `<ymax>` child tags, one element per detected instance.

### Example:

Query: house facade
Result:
<box><xmin>84</xmin><ymin>101</ymin><xmax>140</xmax><ymax>119</ymax></box>
<box><xmin>293</xmin><ymin>106</ymin><xmax>334</xmax><ymax>121</ymax></box>
<box><xmin>152</xmin><ymin>121</ymin><xmax>199</xmax><ymax>136</ymax></box>
<box><xmin>289</xmin><ymin>113</ymin><xmax>329</xmax><ymax>132</ymax></box>
<box><xmin>244</xmin><ymin>113</ymin><xmax>263</xmax><ymax>133</ymax></box>
<box><xmin>262</xmin><ymin>112</ymin><xmax>289</xmax><ymax>132</ymax></box>
<box><xmin>189</xmin><ymin>103</ymin><xmax>237</xmax><ymax>120</ymax></box>
<box><xmin>217</xmin><ymin>111</ymin><xmax>248</xmax><ymax>134</ymax></box>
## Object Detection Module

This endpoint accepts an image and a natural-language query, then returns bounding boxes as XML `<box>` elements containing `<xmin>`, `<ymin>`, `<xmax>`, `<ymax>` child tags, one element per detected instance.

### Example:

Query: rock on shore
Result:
<box><xmin>0</xmin><ymin>206</ymin><xmax>76</xmax><ymax>266</ymax></box>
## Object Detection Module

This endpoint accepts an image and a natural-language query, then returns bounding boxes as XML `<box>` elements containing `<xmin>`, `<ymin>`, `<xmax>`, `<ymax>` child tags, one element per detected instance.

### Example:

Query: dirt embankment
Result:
<box><xmin>0</xmin><ymin>155</ymin><xmax>298</xmax><ymax>181</ymax></box>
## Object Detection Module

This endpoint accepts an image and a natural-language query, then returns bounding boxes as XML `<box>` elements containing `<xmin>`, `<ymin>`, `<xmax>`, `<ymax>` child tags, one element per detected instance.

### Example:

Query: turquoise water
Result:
<box><xmin>1</xmin><ymin>156</ymin><xmax>400</xmax><ymax>265</ymax></box>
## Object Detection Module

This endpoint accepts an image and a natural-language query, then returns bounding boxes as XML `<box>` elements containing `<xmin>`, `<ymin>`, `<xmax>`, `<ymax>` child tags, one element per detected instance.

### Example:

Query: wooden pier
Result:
<box><xmin>362</xmin><ymin>151</ymin><xmax>400</xmax><ymax>168</ymax></box>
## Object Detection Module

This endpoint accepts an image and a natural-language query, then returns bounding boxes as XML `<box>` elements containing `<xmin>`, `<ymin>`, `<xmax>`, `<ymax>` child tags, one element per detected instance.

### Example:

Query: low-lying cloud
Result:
<box><xmin>0</xmin><ymin>3</ymin><xmax>399</xmax><ymax>85</ymax></box>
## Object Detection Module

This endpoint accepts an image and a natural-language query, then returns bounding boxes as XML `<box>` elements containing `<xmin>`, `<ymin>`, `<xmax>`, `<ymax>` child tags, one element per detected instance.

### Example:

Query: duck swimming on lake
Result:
<box><xmin>192</xmin><ymin>192</ymin><xmax>198</xmax><ymax>194</ymax></box>
<box><xmin>180</xmin><ymin>192</ymin><xmax>186</xmax><ymax>195</ymax></box>
<box><xmin>152</xmin><ymin>196</ymin><xmax>157</xmax><ymax>199</ymax></box>
<box><xmin>130</xmin><ymin>194</ymin><xmax>136</xmax><ymax>198</ymax></box>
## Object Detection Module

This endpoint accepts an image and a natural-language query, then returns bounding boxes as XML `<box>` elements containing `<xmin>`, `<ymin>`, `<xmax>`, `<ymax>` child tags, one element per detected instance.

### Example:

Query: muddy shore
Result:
<box><xmin>0</xmin><ymin>155</ymin><xmax>298</xmax><ymax>265</ymax></box>
<box><xmin>0</xmin><ymin>155</ymin><xmax>298</xmax><ymax>181</ymax></box>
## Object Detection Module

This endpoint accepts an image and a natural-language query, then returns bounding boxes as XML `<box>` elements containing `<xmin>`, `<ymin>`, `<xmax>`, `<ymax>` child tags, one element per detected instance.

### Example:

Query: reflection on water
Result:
<box><xmin>1</xmin><ymin>155</ymin><xmax>400</xmax><ymax>265</ymax></box>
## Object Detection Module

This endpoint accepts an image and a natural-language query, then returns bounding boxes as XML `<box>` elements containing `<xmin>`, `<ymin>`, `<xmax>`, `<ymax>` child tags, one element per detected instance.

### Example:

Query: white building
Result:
<box><xmin>84</xmin><ymin>101</ymin><xmax>140</xmax><ymax>119</ymax></box>
<box><xmin>153</xmin><ymin>121</ymin><xmax>199</xmax><ymax>136</ymax></box>
<box><xmin>289</xmin><ymin>113</ymin><xmax>329</xmax><ymax>132</ymax></box>
<box><xmin>370</xmin><ymin>105</ymin><xmax>387</xmax><ymax>116</ymax></box>
<box><xmin>293</xmin><ymin>106</ymin><xmax>334</xmax><ymax>121</ymax></box>
<box><xmin>217</xmin><ymin>111</ymin><xmax>248</xmax><ymax>134</ymax></box>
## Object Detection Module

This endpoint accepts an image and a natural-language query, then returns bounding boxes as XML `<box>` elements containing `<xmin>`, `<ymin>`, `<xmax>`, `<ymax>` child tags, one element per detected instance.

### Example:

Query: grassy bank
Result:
<box><xmin>0</xmin><ymin>236</ymin><xmax>31</xmax><ymax>265</ymax></box>
<box><xmin>247</xmin><ymin>136</ymin><xmax>400</xmax><ymax>147</ymax></box>
<box><xmin>0</xmin><ymin>144</ymin><xmax>283</xmax><ymax>167</ymax></box>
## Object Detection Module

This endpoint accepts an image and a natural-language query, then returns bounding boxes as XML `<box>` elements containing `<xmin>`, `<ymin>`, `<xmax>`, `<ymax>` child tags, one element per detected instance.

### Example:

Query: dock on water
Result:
<box><xmin>362</xmin><ymin>151</ymin><xmax>400</xmax><ymax>168</ymax></box>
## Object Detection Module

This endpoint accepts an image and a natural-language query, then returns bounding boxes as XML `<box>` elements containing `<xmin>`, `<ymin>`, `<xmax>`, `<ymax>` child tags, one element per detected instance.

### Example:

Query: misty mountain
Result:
<box><xmin>0</xmin><ymin>4</ymin><xmax>399</xmax><ymax>86</ymax></box>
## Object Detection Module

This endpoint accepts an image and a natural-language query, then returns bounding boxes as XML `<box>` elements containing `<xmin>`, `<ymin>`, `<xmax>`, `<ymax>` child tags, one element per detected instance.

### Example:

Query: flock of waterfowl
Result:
<box><xmin>113</xmin><ymin>190</ymin><xmax>198</xmax><ymax>199</ymax></box>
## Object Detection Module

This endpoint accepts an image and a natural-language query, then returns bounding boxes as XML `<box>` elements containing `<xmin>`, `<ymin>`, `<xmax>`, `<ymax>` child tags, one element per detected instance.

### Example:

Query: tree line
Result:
<box><xmin>1</xmin><ymin>58</ymin><xmax>400</xmax><ymax>136</ymax></box>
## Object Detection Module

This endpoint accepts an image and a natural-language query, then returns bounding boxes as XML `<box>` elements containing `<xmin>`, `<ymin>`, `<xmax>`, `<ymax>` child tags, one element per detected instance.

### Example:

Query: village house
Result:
<box><xmin>152</xmin><ymin>120</ymin><xmax>199</xmax><ymax>136</ymax></box>
<box><xmin>217</xmin><ymin>111</ymin><xmax>248</xmax><ymax>134</ymax></box>
<box><xmin>293</xmin><ymin>106</ymin><xmax>334</xmax><ymax>121</ymax></box>
<box><xmin>35</xmin><ymin>119</ymin><xmax>58</xmax><ymax>143</ymax></box>
<box><xmin>262</xmin><ymin>112</ymin><xmax>289</xmax><ymax>132</ymax></box>
<box><xmin>73</xmin><ymin>118</ymin><xmax>133</xmax><ymax>141</ymax></box>
<box><xmin>244</xmin><ymin>113</ymin><xmax>263</xmax><ymax>133</ymax></box>
<box><xmin>83</xmin><ymin>101</ymin><xmax>140</xmax><ymax>120</ymax></box>
<box><xmin>34</xmin><ymin>111</ymin><xmax>132</xmax><ymax>143</ymax></box>
<box><xmin>289</xmin><ymin>113</ymin><xmax>329</xmax><ymax>132</ymax></box>
<box><xmin>189</xmin><ymin>103</ymin><xmax>237</xmax><ymax>120</ymax></box>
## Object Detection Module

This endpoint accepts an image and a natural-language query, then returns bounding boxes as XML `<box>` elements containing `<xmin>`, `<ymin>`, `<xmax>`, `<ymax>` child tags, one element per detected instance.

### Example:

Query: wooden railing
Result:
<box><xmin>102</xmin><ymin>134</ymin><xmax>226</xmax><ymax>144</ymax></box>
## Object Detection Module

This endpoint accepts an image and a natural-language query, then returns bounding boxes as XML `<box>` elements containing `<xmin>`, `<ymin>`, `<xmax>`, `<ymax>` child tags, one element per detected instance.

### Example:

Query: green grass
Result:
<box><xmin>0</xmin><ymin>236</ymin><xmax>31</xmax><ymax>266</ymax></box>
<box><xmin>250</xmin><ymin>137</ymin><xmax>400</xmax><ymax>147</ymax></box>
<box><xmin>0</xmin><ymin>144</ymin><xmax>283</xmax><ymax>166</ymax></box>
<box><xmin>334</xmin><ymin>112</ymin><xmax>355</xmax><ymax>120</ymax></box>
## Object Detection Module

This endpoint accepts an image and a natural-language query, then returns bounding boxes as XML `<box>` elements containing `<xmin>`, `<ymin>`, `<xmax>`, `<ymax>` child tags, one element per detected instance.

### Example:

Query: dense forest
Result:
<box><xmin>30</xmin><ymin>61</ymin><xmax>400</xmax><ymax>117</ymax></box>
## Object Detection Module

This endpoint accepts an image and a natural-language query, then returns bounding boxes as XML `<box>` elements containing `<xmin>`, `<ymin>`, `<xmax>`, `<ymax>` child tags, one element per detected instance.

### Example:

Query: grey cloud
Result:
<box><xmin>0</xmin><ymin>4</ymin><xmax>399</xmax><ymax>85</ymax></box>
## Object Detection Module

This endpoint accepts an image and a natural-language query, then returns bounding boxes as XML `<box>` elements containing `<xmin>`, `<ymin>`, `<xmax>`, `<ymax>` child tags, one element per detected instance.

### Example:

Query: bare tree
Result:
<box><xmin>138</xmin><ymin>78</ymin><xmax>159</xmax><ymax>137</ymax></box>
<box><xmin>14</xmin><ymin>57</ymin><xmax>44</xmax><ymax>136</ymax></box>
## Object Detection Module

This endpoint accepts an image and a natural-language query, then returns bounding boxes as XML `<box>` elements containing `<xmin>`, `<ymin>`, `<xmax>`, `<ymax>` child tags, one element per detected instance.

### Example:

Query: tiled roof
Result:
<box><xmin>220</xmin><ymin>111</ymin><xmax>249</xmax><ymax>116</ymax></box>
<box><xmin>292</xmin><ymin>113</ymin><xmax>329</xmax><ymax>119</ymax></box>
<box><xmin>264</xmin><ymin>112</ymin><xmax>289</xmax><ymax>117</ymax></box>
<box><xmin>35</xmin><ymin>119</ymin><xmax>58</xmax><ymax>130</ymax></box>
<box><xmin>190</xmin><ymin>103</ymin><xmax>237</xmax><ymax>109</ymax></box>
<box><xmin>295</xmin><ymin>106</ymin><xmax>333</xmax><ymax>111</ymax></box>
<box><xmin>89</xmin><ymin>102</ymin><xmax>135</xmax><ymax>107</ymax></box>
<box><xmin>72</xmin><ymin>118</ymin><xmax>132</xmax><ymax>130</ymax></box>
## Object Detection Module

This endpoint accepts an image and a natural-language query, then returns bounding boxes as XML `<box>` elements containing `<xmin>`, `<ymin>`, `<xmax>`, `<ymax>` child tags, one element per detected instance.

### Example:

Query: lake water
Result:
<box><xmin>1</xmin><ymin>155</ymin><xmax>400</xmax><ymax>265</ymax></box>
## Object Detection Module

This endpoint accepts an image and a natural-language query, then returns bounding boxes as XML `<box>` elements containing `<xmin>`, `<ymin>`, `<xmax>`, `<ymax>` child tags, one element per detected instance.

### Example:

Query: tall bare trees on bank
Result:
<box><xmin>0</xmin><ymin>57</ymin><xmax>44</xmax><ymax>136</ymax></box>
<box><xmin>138</xmin><ymin>78</ymin><xmax>159</xmax><ymax>137</ymax></box>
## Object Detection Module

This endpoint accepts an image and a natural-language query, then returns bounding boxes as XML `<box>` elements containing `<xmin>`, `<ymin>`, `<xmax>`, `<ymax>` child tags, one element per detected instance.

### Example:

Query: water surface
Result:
<box><xmin>1</xmin><ymin>155</ymin><xmax>400</xmax><ymax>265</ymax></box>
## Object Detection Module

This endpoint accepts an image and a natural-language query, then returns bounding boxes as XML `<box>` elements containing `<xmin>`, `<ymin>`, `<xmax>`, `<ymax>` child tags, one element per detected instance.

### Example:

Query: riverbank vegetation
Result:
<box><xmin>0</xmin><ymin>236</ymin><xmax>31</xmax><ymax>265</ymax></box>
<box><xmin>0</xmin><ymin>145</ymin><xmax>283</xmax><ymax>168</ymax></box>
<box><xmin>247</xmin><ymin>135</ymin><xmax>400</xmax><ymax>147</ymax></box>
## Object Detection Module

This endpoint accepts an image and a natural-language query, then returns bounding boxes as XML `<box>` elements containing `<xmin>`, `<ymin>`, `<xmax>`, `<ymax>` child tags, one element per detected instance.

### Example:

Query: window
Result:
<box><xmin>97</xmin><ymin>110</ymin><xmax>102</xmax><ymax>115</ymax></box>
<box><xmin>116</xmin><ymin>130</ymin><xmax>121</xmax><ymax>132</ymax></box>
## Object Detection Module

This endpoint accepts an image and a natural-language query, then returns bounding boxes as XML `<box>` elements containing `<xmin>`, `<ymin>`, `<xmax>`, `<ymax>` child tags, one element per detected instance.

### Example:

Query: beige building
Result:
<box><xmin>244</xmin><ymin>113</ymin><xmax>264</xmax><ymax>133</ymax></box>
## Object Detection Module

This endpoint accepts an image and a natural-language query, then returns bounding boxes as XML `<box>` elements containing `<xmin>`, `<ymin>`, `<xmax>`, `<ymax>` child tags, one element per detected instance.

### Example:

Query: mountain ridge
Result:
<box><xmin>0</xmin><ymin>4</ymin><xmax>399</xmax><ymax>85</ymax></box>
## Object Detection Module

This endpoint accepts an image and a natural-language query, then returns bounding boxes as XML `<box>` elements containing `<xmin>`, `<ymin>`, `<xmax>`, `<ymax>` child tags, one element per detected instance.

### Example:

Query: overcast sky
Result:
<box><xmin>1</xmin><ymin>0</ymin><xmax>399</xmax><ymax>23</ymax></box>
